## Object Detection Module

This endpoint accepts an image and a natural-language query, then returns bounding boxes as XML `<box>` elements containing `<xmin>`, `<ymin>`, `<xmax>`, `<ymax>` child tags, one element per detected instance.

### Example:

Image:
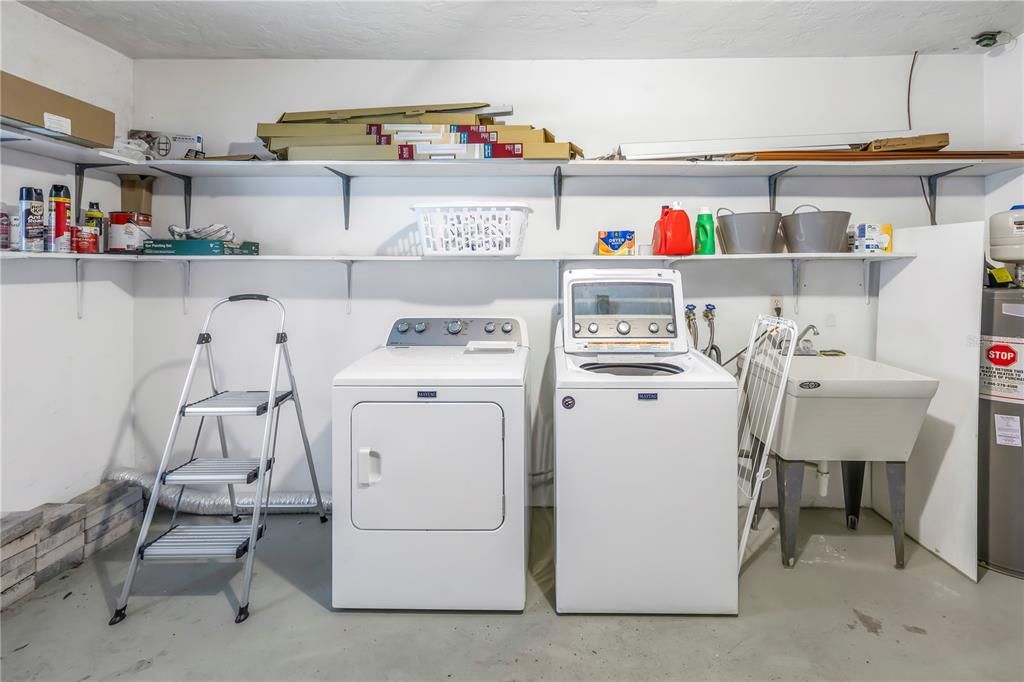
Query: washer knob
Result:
<box><xmin>501</xmin><ymin>321</ymin><xmax>514</xmax><ymax>334</ymax></box>
<box><xmin>616</xmin><ymin>321</ymin><xmax>631</xmax><ymax>335</ymax></box>
<box><xmin>414</xmin><ymin>321</ymin><xmax>427</xmax><ymax>333</ymax></box>
<box><xmin>484</xmin><ymin>321</ymin><xmax>496</xmax><ymax>334</ymax></box>
<box><xmin>666</xmin><ymin>322</ymin><xmax>676</xmax><ymax>334</ymax></box>
<box><xmin>573</xmin><ymin>322</ymin><xmax>582</xmax><ymax>334</ymax></box>
<box><xmin>396</xmin><ymin>321</ymin><xmax>410</xmax><ymax>333</ymax></box>
<box><xmin>588</xmin><ymin>322</ymin><xmax>599</xmax><ymax>334</ymax></box>
<box><xmin>648</xmin><ymin>322</ymin><xmax>660</xmax><ymax>334</ymax></box>
<box><xmin>446</xmin><ymin>320</ymin><xmax>464</xmax><ymax>335</ymax></box>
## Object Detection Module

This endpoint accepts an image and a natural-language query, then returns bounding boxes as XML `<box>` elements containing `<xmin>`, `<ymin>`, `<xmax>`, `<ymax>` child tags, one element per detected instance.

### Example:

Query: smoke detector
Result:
<box><xmin>972</xmin><ymin>31</ymin><xmax>1010</xmax><ymax>49</ymax></box>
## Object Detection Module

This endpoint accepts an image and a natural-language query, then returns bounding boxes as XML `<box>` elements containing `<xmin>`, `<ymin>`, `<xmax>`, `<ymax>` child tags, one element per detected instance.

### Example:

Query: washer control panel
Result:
<box><xmin>572</xmin><ymin>315</ymin><xmax>677</xmax><ymax>339</ymax></box>
<box><xmin>386</xmin><ymin>317</ymin><xmax>522</xmax><ymax>346</ymax></box>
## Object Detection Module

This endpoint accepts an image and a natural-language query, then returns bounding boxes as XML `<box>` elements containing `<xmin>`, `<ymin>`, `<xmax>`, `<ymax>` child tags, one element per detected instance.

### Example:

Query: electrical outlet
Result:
<box><xmin>770</xmin><ymin>296</ymin><xmax>783</xmax><ymax>316</ymax></box>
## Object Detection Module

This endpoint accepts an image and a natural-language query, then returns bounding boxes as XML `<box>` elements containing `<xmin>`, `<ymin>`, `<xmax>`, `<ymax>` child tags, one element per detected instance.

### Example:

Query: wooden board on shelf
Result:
<box><xmin>728</xmin><ymin>150</ymin><xmax>1024</xmax><ymax>161</ymax></box>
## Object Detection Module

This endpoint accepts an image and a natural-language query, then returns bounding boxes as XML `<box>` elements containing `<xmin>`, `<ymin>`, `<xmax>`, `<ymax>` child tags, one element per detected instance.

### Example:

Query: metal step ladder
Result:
<box><xmin>109</xmin><ymin>294</ymin><xmax>327</xmax><ymax>626</ymax></box>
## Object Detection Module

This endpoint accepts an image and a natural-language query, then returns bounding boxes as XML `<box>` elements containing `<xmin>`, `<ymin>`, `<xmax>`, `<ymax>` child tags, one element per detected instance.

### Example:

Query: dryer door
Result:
<box><xmin>351</xmin><ymin>401</ymin><xmax>505</xmax><ymax>530</ymax></box>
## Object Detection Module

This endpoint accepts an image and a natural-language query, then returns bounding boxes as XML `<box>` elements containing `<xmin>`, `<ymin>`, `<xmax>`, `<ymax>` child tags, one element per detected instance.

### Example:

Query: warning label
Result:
<box><xmin>980</xmin><ymin>334</ymin><xmax>1024</xmax><ymax>403</ymax></box>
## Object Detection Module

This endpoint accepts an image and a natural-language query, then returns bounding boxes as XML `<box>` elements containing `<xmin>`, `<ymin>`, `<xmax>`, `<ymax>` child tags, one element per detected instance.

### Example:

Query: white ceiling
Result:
<box><xmin>20</xmin><ymin>0</ymin><xmax>1024</xmax><ymax>60</ymax></box>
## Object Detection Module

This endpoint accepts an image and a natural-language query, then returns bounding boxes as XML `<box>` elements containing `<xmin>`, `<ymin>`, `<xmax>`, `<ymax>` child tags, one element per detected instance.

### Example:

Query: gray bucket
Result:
<box><xmin>716</xmin><ymin>208</ymin><xmax>782</xmax><ymax>254</ymax></box>
<box><xmin>781</xmin><ymin>204</ymin><xmax>851</xmax><ymax>253</ymax></box>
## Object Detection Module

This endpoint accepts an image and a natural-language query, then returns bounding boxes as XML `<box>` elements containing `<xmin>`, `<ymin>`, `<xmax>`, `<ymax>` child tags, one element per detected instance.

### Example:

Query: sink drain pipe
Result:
<box><xmin>107</xmin><ymin>467</ymin><xmax>333</xmax><ymax>515</ymax></box>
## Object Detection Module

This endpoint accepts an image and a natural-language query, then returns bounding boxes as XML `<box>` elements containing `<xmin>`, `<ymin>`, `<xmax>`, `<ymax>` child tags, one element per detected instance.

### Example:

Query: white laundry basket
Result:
<box><xmin>413</xmin><ymin>202</ymin><xmax>530</xmax><ymax>257</ymax></box>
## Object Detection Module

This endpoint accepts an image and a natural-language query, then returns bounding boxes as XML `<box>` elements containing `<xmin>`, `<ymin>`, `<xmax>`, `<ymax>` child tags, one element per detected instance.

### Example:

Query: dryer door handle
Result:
<box><xmin>357</xmin><ymin>447</ymin><xmax>382</xmax><ymax>486</ymax></box>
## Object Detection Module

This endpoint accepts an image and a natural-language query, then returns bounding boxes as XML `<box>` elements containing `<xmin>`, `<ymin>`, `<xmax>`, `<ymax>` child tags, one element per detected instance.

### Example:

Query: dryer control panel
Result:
<box><xmin>386</xmin><ymin>318</ymin><xmax>523</xmax><ymax>346</ymax></box>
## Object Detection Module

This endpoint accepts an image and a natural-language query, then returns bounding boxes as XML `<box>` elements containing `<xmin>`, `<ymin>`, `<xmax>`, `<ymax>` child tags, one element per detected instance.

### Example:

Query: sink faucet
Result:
<box><xmin>788</xmin><ymin>324</ymin><xmax>820</xmax><ymax>356</ymax></box>
<box><xmin>796</xmin><ymin>324</ymin><xmax>819</xmax><ymax>346</ymax></box>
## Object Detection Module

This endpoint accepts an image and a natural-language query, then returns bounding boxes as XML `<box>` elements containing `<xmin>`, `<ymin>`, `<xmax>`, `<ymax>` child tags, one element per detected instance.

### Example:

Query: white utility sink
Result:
<box><xmin>743</xmin><ymin>355</ymin><xmax>939</xmax><ymax>462</ymax></box>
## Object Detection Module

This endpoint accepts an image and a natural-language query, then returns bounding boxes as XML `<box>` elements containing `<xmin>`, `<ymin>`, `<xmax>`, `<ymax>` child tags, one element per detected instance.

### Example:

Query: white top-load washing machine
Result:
<box><xmin>332</xmin><ymin>317</ymin><xmax>529</xmax><ymax>610</ymax></box>
<box><xmin>554</xmin><ymin>268</ymin><xmax>738</xmax><ymax>614</ymax></box>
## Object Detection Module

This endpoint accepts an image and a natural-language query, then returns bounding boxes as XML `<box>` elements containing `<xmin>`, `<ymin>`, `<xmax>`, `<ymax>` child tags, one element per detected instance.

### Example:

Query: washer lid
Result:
<box><xmin>334</xmin><ymin>346</ymin><xmax>529</xmax><ymax>386</ymax></box>
<box><xmin>555</xmin><ymin>347</ymin><xmax>736</xmax><ymax>390</ymax></box>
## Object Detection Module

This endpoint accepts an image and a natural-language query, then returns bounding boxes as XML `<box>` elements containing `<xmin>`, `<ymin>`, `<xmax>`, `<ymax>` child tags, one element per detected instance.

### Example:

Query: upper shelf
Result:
<box><xmin>0</xmin><ymin>251</ymin><xmax>915</xmax><ymax>264</ymax></box>
<box><xmin>4</xmin><ymin>124</ymin><xmax>1021</xmax><ymax>179</ymax></box>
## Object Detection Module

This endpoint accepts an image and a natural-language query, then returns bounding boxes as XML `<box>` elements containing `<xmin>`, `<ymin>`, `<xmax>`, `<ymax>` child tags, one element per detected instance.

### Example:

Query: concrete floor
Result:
<box><xmin>1</xmin><ymin>508</ymin><xmax>1021</xmax><ymax>681</ymax></box>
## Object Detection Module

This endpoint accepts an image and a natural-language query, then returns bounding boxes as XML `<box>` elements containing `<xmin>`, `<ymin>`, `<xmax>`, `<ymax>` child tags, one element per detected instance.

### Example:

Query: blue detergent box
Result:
<box><xmin>598</xmin><ymin>230</ymin><xmax>636</xmax><ymax>256</ymax></box>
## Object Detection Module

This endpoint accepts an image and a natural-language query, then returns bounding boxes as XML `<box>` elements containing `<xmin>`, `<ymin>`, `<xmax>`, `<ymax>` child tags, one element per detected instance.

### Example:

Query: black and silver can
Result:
<box><xmin>17</xmin><ymin>187</ymin><xmax>45</xmax><ymax>252</ymax></box>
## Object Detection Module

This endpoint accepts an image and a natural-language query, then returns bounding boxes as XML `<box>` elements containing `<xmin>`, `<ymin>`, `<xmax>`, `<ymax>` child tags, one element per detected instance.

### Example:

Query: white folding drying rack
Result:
<box><xmin>735</xmin><ymin>315</ymin><xmax>798</xmax><ymax>566</ymax></box>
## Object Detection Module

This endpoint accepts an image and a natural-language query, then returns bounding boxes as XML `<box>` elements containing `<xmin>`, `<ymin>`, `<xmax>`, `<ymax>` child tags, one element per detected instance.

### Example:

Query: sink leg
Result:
<box><xmin>841</xmin><ymin>461</ymin><xmax>866</xmax><ymax>530</ymax></box>
<box><xmin>886</xmin><ymin>461</ymin><xmax>907</xmax><ymax>569</ymax></box>
<box><xmin>776</xmin><ymin>458</ymin><xmax>804</xmax><ymax>568</ymax></box>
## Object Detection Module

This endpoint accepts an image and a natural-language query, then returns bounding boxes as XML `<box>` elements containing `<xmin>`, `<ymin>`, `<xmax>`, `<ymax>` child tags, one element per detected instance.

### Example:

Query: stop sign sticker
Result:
<box><xmin>987</xmin><ymin>344</ymin><xmax>1018</xmax><ymax>367</ymax></box>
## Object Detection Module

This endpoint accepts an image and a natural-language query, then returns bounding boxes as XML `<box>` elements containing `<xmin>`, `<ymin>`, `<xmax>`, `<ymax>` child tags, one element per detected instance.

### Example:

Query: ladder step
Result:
<box><xmin>183</xmin><ymin>390</ymin><xmax>292</xmax><ymax>417</ymax></box>
<box><xmin>162</xmin><ymin>458</ymin><xmax>272</xmax><ymax>485</ymax></box>
<box><xmin>140</xmin><ymin>524</ymin><xmax>265</xmax><ymax>561</ymax></box>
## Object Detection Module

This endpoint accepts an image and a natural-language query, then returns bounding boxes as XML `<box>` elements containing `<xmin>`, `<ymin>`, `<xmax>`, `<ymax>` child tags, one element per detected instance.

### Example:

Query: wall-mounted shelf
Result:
<box><xmin>0</xmin><ymin>251</ymin><xmax>914</xmax><ymax>264</ymax></box>
<box><xmin>4</xmin><ymin>123</ymin><xmax>1020</xmax><ymax>231</ymax></box>
<box><xmin>2</xmin><ymin>250</ymin><xmax>913</xmax><ymax>318</ymax></box>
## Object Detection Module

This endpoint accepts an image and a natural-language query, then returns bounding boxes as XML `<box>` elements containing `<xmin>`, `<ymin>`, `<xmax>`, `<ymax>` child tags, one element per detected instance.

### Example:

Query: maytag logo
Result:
<box><xmin>417</xmin><ymin>391</ymin><xmax>437</xmax><ymax>399</ymax></box>
<box><xmin>638</xmin><ymin>392</ymin><xmax>658</xmax><ymax>401</ymax></box>
<box><xmin>799</xmin><ymin>381</ymin><xmax>821</xmax><ymax>390</ymax></box>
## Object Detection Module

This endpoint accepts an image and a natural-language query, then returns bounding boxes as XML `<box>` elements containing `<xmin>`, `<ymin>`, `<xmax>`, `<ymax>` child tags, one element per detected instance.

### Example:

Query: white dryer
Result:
<box><xmin>554</xmin><ymin>269</ymin><xmax>738</xmax><ymax>614</ymax></box>
<box><xmin>332</xmin><ymin>317</ymin><xmax>529</xmax><ymax>610</ymax></box>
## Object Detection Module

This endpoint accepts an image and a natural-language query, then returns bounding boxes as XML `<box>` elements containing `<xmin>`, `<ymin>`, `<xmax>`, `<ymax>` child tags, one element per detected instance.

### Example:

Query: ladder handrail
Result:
<box><xmin>201</xmin><ymin>294</ymin><xmax>287</xmax><ymax>333</ymax></box>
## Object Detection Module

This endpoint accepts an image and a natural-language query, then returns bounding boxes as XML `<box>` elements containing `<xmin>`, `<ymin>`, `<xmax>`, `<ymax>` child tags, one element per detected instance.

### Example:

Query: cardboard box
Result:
<box><xmin>286</xmin><ymin>145</ymin><xmax>416</xmax><ymax>161</ymax></box>
<box><xmin>287</xmin><ymin>141</ymin><xmax>582</xmax><ymax>161</ymax></box>
<box><xmin>256</xmin><ymin>122</ymin><xmax>375</xmax><ymax>140</ymax></box>
<box><xmin>0</xmin><ymin>71</ymin><xmax>115</xmax><ymax>148</ymax></box>
<box><xmin>279</xmin><ymin>102</ymin><xmax>488</xmax><ymax>123</ymax></box>
<box><xmin>129</xmin><ymin>129</ymin><xmax>203</xmax><ymax>160</ymax></box>
<box><xmin>119</xmin><ymin>175</ymin><xmax>156</xmax><ymax>215</ymax></box>
<box><xmin>269</xmin><ymin>134</ymin><xmax>387</xmax><ymax>153</ymax></box>
<box><xmin>142</xmin><ymin>239</ymin><xmax>260</xmax><ymax>255</ymax></box>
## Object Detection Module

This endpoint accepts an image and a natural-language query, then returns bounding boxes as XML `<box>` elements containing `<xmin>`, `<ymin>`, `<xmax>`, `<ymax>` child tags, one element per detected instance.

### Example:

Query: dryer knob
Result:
<box><xmin>648</xmin><ymin>322</ymin><xmax>660</xmax><ymax>334</ymax></box>
<box><xmin>396</xmin><ymin>321</ymin><xmax>410</xmax><ymax>333</ymax></box>
<box><xmin>446</xmin><ymin>320</ymin><xmax>464</xmax><ymax>335</ymax></box>
<box><xmin>587</xmin><ymin>322</ymin><xmax>599</xmax><ymax>334</ymax></box>
<box><xmin>666</xmin><ymin>322</ymin><xmax>676</xmax><ymax>334</ymax></box>
<box><xmin>414</xmin><ymin>321</ymin><xmax>428</xmax><ymax>333</ymax></box>
<box><xmin>484</xmin><ymin>321</ymin><xmax>496</xmax><ymax>333</ymax></box>
<box><xmin>573</xmin><ymin>322</ymin><xmax>582</xmax><ymax>334</ymax></box>
<box><xmin>501</xmin><ymin>321</ymin><xmax>514</xmax><ymax>334</ymax></box>
<box><xmin>616</xmin><ymin>321</ymin><xmax>631</xmax><ymax>335</ymax></box>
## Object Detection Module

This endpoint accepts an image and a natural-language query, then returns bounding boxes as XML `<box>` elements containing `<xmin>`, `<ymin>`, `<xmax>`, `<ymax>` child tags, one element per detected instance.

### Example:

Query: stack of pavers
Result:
<box><xmin>35</xmin><ymin>503</ymin><xmax>87</xmax><ymax>585</ymax></box>
<box><xmin>0</xmin><ymin>481</ymin><xmax>143</xmax><ymax>610</ymax></box>
<box><xmin>71</xmin><ymin>481</ymin><xmax>144</xmax><ymax>558</ymax></box>
<box><xmin>1</xmin><ymin>509</ymin><xmax>43</xmax><ymax>610</ymax></box>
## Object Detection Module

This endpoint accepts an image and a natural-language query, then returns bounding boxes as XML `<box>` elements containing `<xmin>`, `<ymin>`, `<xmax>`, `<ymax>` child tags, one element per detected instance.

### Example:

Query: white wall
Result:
<box><xmin>0</xmin><ymin>3</ymin><xmax>135</xmax><ymax>509</ymax></box>
<box><xmin>125</xmin><ymin>55</ymin><xmax>992</xmax><ymax>509</ymax></box>
<box><xmin>0</xmin><ymin>1</ymin><xmax>134</xmax><ymax>138</ymax></box>
<box><xmin>983</xmin><ymin>35</ymin><xmax>1024</xmax><ymax>224</ymax></box>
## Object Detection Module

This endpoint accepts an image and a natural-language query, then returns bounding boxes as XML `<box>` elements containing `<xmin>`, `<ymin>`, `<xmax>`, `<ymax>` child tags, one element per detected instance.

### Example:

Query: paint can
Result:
<box><xmin>18</xmin><ymin>187</ymin><xmax>45</xmax><ymax>252</ymax></box>
<box><xmin>108</xmin><ymin>211</ymin><xmax>151</xmax><ymax>252</ymax></box>
<box><xmin>72</xmin><ymin>225</ymin><xmax>101</xmax><ymax>254</ymax></box>
<box><xmin>47</xmin><ymin>185</ymin><xmax>72</xmax><ymax>252</ymax></box>
<box><xmin>0</xmin><ymin>211</ymin><xmax>9</xmax><ymax>250</ymax></box>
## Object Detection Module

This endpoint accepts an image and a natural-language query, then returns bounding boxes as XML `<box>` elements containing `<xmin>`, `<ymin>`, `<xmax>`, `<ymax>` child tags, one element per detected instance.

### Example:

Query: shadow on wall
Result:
<box><xmin>376</xmin><ymin>222</ymin><xmax>422</xmax><ymax>256</ymax></box>
<box><xmin>529</xmin><ymin>303</ymin><xmax>559</xmax><ymax>506</ymax></box>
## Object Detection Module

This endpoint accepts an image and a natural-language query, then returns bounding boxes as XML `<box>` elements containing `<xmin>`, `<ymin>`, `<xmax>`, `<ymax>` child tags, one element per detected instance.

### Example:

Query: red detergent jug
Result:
<box><xmin>653</xmin><ymin>202</ymin><xmax>693</xmax><ymax>256</ymax></box>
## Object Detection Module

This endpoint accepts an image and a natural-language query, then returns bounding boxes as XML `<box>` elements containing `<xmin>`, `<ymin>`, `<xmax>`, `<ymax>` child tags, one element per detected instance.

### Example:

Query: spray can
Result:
<box><xmin>47</xmin><ymin>184</ymin><xmax>72</xmax><ymax>252</ymax></box>
<box><xmin>694</xmin><ymin>206</ymin><xmax>716</xmax><ymax>255</ymax></box>
<box><xmin>18</xmin><ymin>187</ymin><xmax>45</xmax><ymax>252</ymax></box>
<box><xmin>0</xmin><ymin>211</ymin><xmax>9</xmax><ymax>250</ymax></box>
<box><xmin>83</xmin><ymin>201</ymin><xmax>106</xmax><ymax>253</ymax></box>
